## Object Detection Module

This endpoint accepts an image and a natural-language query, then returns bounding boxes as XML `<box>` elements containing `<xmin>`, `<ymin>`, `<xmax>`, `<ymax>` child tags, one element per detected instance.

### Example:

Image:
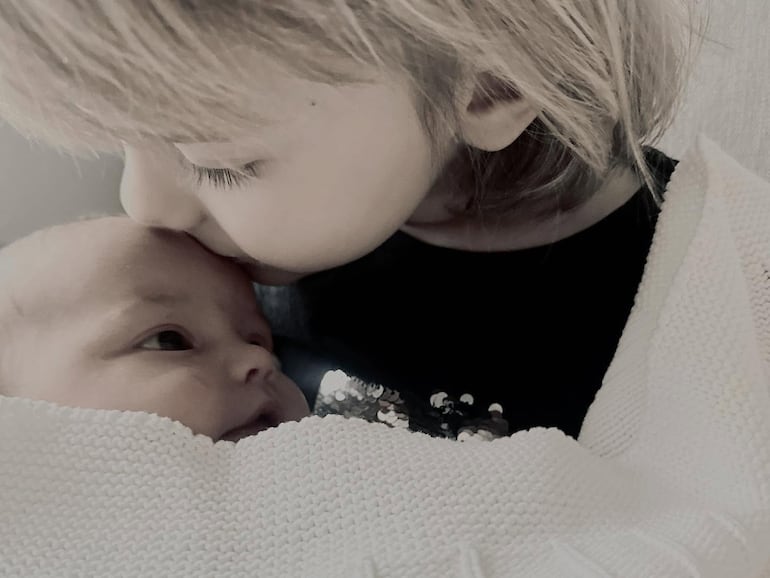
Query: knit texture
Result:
<box><xmin>1</xmin><ymin>137</ymin><xmax>770</xmax><ymax>577</ymax></box>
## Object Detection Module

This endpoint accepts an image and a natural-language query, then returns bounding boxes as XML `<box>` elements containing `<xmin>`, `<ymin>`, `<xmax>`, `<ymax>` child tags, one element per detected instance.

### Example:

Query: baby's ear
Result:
<box><xmin>456</xmin><ymin>73</ymin><xmax>538</xmax><ymax>152</ymax></box>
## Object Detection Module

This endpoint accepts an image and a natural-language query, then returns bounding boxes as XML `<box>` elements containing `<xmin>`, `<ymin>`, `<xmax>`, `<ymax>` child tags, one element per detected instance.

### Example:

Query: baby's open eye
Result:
<box><xmin>140</xmin><ymin>330</ymin><xmax>194</xmax><ymax>351</ymax></box>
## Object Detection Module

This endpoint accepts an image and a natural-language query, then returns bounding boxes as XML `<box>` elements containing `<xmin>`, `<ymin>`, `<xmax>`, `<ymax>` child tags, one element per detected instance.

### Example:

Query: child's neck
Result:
<box><xmin>401</xmin><ymin>167</ymin><xmax>642</xmax><ymax>251</ymax></box>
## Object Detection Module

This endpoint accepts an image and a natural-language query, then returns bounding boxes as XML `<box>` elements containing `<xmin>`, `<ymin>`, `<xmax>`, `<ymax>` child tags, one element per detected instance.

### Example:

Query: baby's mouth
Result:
<box><xmin>220</xmin><ymin>407</ymin><xmax>281</xmax><ymax>442</ymax></box>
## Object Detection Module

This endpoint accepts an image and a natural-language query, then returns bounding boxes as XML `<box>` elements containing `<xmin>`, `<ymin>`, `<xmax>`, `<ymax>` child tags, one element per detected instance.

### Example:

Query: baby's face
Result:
<box><xmin>0</xmin><ymin>217</ymin><xmax>309</xmax><ymax>441</ymax></box>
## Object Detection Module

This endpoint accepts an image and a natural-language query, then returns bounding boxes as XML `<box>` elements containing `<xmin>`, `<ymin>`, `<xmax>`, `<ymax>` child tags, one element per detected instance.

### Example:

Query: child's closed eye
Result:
<box><xmin>191</xmin><ymin>161</ymin><xmax>263</xmax><ymax>189</ymax></box>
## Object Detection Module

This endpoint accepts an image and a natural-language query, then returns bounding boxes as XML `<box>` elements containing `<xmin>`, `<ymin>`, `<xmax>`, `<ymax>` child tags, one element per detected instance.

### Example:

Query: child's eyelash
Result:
<box><xmin>192</xmin><ymin>161</ymin><xmax>263</xmax><ymax>189</ymax></box>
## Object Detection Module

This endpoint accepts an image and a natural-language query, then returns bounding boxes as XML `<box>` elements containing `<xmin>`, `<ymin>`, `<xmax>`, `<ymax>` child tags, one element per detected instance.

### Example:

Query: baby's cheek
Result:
<box><xmin>273</xmin><ymin>371</ymin><xmax>311</xmax><ymax>420</ymax></box>
<box><xmin>152</xmin><ymin>371</ymin><xmax>224</xmax><ymax>437</ymax></box>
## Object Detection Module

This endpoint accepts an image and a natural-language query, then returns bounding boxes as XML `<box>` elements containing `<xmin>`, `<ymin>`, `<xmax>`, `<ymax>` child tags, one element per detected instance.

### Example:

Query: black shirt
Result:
<box><xmin>260</xmin><ymin>150</ymin><xmax>677</xmax><ymax>439</ymax></box>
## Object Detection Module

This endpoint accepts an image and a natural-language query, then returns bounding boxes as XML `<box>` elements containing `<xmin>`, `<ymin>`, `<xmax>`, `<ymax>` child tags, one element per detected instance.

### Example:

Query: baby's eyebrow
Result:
<box><xmin>7</xmin><ymin>292</ymin><xmax>26</xmax><ymax>319</ymax></box>
<box><xmin>96</xmin><ymin>292</ymin><xmax>190</xmax><ymax>341</ymax></box>
<box><xmin>134</xmin><ymin>291</ymin><xmax>189</xmax><ymax>306</ymax></box>
<box><xmin>0</xmin><ymin>287</ymin><xmax>29</xmax><ymax>323</ymax></box>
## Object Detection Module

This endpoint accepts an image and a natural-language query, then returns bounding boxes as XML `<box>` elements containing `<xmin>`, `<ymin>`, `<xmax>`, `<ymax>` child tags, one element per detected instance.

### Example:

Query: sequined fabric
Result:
<box><xmin>313</xmin><ymin>369</ymin><xmax>510</xmax><ymax>441</ymax></box>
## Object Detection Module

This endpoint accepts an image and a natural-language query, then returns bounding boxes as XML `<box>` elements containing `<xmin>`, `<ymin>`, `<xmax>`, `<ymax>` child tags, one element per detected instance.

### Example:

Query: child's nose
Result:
<box><xmin>231</xmin><ymin>342</ymin><xmax>278</xmax><ymax>387</ymax></box>
<box><xmin>120</xmin><ymin>146</ymin><xmax>205</xmax><ymax>231</ymax></box>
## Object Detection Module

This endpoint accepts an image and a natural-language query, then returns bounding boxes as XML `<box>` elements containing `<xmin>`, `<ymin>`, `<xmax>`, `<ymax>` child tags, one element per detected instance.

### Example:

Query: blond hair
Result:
<box><xmin>0</xmin><ymin>0</ymin><xmax>700</xmax><ymax>218</ymax></box>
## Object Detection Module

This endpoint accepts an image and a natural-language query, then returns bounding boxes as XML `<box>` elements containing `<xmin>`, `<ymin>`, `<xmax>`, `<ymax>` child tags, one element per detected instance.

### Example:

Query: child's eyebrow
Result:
<box><xmin>135</xmin><ymin>292</ymin><xmax>188</xmax><ymax>306</ymax></box>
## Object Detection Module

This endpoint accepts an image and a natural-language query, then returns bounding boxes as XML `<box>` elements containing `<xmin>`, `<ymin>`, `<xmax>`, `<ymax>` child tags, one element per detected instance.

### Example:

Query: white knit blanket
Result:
<box><xmin>2</xmin><ymin>137</ymin><xmax>770</xmax><ymax>577</ymax></box>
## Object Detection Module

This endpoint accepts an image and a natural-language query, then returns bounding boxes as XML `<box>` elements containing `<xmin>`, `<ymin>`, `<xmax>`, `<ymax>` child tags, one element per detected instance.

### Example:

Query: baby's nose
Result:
<box><xmin>232</xmin><ymin>343</ymin><xmax>278</xmax><ymax>386</ymax></box>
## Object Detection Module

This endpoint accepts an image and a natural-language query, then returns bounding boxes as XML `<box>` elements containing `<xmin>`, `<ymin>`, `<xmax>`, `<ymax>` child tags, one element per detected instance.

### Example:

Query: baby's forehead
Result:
<box><xmin>2</xmin><ymin>216</ymin><xmax>257</xmax><ymax>310</ymax></box>
<box><xmin>38</xmin><ymin>217</ymin><xmax>200</xmax><ymax>268</ymax></box>
<box><xmin>5</xmin><ymin>217</ymin><xmax>152</xmax><ymax>260</ymax></box>
<box><xmin>1</xmin><ymin>218</ymin><xmax>195</xmax><ymax>311</ymax></box>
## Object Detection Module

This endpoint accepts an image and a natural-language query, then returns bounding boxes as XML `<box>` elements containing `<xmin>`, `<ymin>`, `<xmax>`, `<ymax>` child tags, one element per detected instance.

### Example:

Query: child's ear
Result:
<box><xmin>457</xmin><ymin>73</ymin><xmax>538</xmax><ymax>151</ymax></box>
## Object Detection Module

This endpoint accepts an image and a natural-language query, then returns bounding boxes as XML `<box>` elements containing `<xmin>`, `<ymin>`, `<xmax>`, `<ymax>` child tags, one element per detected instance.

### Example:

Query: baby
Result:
<box><xmin>0</xmin><ymin>216</ymin><xmax>310</xmax><ymax>442</ymax></box>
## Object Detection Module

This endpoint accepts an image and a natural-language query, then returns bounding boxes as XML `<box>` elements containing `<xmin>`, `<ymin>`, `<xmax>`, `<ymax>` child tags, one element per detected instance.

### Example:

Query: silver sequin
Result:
<box><xmin>314</xmin><ymin>369</ymin><xmax>509</xmax><ymax>440</ymax></box>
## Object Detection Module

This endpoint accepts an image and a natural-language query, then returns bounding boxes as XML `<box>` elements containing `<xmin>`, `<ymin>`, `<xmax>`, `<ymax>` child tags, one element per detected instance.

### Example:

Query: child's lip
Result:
<box><xmin>230</xmin><ymin>257</ymin><xmax>306</xmax><ymax>285</ymax></box>
<box><xmin>232</xmin><ymin>256</ymin><xmax>257</xmax><ymax>265</ymax></box>
<box><xmin>220</xmin><ymin>419</ymin><xmax>272</xmax><ymax>442</ymax></box>
<box><xmin>220</xmin><ymin>404</ymin><xmax>280</xmax><ymax>442</ymax></box>
<box><xmin>230</xmin><ymin>257</ymin><xmax>265</xmax><ymax>280</ymax></box>
<box><xmin>231</xmin><ymin>256</ymin><xmax>259</xmax><ymax>271</ymax></box>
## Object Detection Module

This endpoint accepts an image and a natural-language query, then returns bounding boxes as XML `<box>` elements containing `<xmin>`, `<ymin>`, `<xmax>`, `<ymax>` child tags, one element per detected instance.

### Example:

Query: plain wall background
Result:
<box><xmin>1</xmin><ymin>0</ymin><xmax>768</xmax><ymax>245</ymax></box>
<box><xmin>0</xmin><ymin>133</ymin><xmax>123</xmax><ymax>245</ymax></box>
<box><xmin>659</xmin><ymin>0</ymin><xmax>770</xmax><ymax>180</ymax></box>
